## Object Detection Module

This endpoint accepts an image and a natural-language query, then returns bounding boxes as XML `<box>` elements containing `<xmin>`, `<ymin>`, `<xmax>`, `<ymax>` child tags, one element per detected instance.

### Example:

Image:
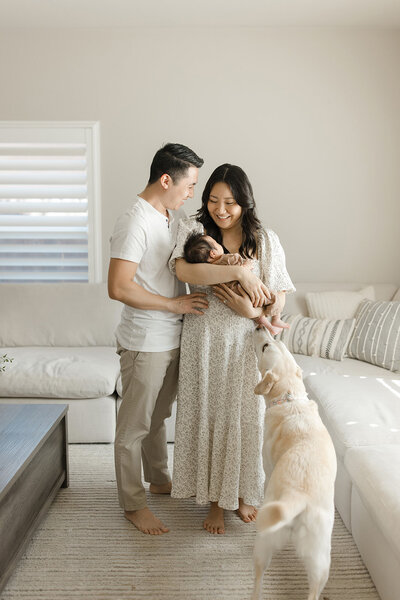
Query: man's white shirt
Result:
<box><xmin>110</xmin><ymin>196</ymin><xmax>186</xmax><ymax>352</ymax></box>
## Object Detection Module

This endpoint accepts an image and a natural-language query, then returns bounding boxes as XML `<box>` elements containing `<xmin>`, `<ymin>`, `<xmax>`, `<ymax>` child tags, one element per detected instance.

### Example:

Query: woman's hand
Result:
<box><xmin>213</xmin><ymin>284</ymin><xmax>263</xmax><ymax>319</ymax></box>
<box><xmin>235</xmin><ymin>269</ymin><xmax>271</xmax><ymax>307</ymax></box>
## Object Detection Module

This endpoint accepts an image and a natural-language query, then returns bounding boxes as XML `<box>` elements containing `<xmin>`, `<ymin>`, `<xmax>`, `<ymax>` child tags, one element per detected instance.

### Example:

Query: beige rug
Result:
<box><xmin>2</xmin><ymin>444</ymin><xmax>379</xmax><ymax>600</ymax></box>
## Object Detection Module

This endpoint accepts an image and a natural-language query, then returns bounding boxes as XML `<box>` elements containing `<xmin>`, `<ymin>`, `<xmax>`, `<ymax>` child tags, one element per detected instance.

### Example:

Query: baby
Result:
<box><xmin>183</xmin><ymin>232</ymin><xmax>289</xmax><ymax>335</ymax></box>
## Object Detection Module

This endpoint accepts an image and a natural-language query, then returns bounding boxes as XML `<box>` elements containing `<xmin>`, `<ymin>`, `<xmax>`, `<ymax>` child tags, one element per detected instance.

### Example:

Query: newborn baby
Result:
<box><xmin>183</xmin><ymin>232</ymin><xmax>289</xmax><ymax>335</ymax></box>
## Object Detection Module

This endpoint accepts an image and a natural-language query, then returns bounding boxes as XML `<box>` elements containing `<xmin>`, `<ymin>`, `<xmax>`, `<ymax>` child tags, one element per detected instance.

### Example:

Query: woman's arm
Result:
<box><xmin>175</xmin><ymin>258</ymin><xmax>270</xmax><ymax>307</ymax></box>
<box><xmin>175</xmin><ymin>258</ymin><xmax>243</xmax><ymax>285</ymax></box>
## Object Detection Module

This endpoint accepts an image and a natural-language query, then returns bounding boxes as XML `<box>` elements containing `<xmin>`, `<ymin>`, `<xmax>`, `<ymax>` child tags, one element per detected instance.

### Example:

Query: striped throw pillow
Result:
<box><xmin>347</xmin><ymin>300</ymin><xmax>400</xmax><ymax>372</ymax></box>
<box><xmin>276</xmin><ymin>314</ymin><xmax>355</xmax><ymax>361</ymax></box>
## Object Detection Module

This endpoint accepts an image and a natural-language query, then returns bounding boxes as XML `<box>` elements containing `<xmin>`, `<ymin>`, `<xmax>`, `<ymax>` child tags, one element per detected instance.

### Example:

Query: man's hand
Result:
<box><xmin>167</xmin><ymin>293</ymin><xmax>209</xmax><ymax>315</ymax></box>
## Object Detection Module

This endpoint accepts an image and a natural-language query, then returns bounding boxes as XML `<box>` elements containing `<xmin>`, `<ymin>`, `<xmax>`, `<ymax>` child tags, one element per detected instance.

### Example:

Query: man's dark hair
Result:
<box><xmin>183</xmin><ymin>232</ymin><xmax>213</xmax><ymax>264</ymax></box>
<box><xmin>148</xmin><ymin>143</ymin><xmax>204</xmax><ymax>185</ymax></box>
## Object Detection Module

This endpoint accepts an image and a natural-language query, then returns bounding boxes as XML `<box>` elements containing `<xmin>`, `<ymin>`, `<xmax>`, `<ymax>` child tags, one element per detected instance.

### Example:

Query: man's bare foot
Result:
<box><xmin>149</xmin><ymin>481</ymin><xmax>172</xmax><ymax>494</ymax></box>
<box><xmin>203</xmin><ymin>502</ymin><xmax>225</xmax><ymax>534</ymax></box>
<box><xmin>237</xmin><ymin>498</ymin><xmax>257</xmax><ymax>523</ymax></box>
<box><xmin>124</xmin><ymin>507</ymin><xmax>169</xmax><ymax>535</ymax></box>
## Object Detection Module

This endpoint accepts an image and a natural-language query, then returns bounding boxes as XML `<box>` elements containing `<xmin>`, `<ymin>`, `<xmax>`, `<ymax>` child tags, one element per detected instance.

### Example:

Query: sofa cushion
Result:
<box><xmin>345</xmin><ymin>445</ymin><xmax>400</xmax><ymax>563</ymax></box>
<box><xmin>0</xmin><ymin>347</ymin><xmax>120</xmax><ymax>398</ymax></box>
<box><xmin>305</xmin><ymin>285</ymin><xmax>375</xmax><ymax>319</ymax></box>
<box><xmin>347</xmin><ymin>299</ymin><xmax>400</xmax><ymax>372</ymax></box>
<box><xmin>294</xmin><ymin>354</ymin><xmax>400</xmax><ymax>379</ymax></box>
<box><xmin>304</xmin><ymin>374</ymin><xmax>400</xmax><ymax>459</ymax></box>
<box><xmin>0</xmin><ymin>283</ymin><xmax>122</xmax><ymax>347</ymax></box>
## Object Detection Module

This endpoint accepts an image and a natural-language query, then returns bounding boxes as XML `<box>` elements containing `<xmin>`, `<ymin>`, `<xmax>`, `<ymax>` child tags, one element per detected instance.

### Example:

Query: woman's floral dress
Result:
<box><xmin>169</xmin><ymin>217</ymin><xmax>295</xmax><ymax>510</ymax></box>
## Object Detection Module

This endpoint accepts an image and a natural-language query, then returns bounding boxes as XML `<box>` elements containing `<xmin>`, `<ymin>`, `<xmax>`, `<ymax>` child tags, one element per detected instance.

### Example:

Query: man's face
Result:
<box><xmin>164</xmin><ymin>166</ymin><xmax>199</xmax><ymax>210</ymax></box>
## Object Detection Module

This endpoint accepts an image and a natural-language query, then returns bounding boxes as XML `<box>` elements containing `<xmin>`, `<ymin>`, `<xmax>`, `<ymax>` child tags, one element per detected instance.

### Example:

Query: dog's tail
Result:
<box><xmin>256</xmin><ymin>494</ymin><xmax>307</xmax><ymax>534</ymax></box>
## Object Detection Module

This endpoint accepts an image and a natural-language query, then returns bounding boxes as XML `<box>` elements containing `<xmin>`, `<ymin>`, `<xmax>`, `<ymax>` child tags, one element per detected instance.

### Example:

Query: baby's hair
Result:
<box><xmin>183</xmin><ymin>232</ymin><xmax>213</xmax><ymax>263</ymax></box>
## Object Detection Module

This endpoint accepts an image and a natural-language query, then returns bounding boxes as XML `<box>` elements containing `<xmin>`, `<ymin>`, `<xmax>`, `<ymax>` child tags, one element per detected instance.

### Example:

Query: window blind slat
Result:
<box><xmin>0</xmin><ymin>215</ymin><xmax>88</xmax><ymax>226</ymax></box>
<box><xmin>0</xmin><ymin>157</ymin><xmax>87</xmax><ymax>170</ymax></box>
<box><xmin>0</xmin><ymin>143</ymin><xmax>86</xmax><ymax>155</ymax></box>
<box><xmin>0</xmin><ymin>230</ymin><xmax>87</xmax><ymax>239</ymax></box>
<box><xmin>0</xmin><ymin>271</ymin><xmax>89</xmax><ymax>281</ymax></box>
<box><xmin>0</xmin><ymin>257</ymin><xmax>88</xmax><ymax>267</ymax></box>
<box><xmin>0</xmin><ymin>200</ymin><xmax>88</xmax><ymax>213</ymax></box>
<box><xmin>0</xmin><ymin>226</ymin><xmax>88</xmax><ymax>233</ymax></box>
<box><xmin>0</xmin><ymin>184</ymin><xmax>87</xmax><ymax>199</ymax></box>
<box><xmin>0</xmin><ymin>171</ymin><xmax>87</xmax><ymax>184</ymax></box>
<box><xmin>0</xmin><ymin>243</ymin><xmax>88</xmax><ymax>253</ymax></box>
<box><xmin>0</xmin><ymin>257</ymin><xmax>88</xmax><ymax>268</ymax></box>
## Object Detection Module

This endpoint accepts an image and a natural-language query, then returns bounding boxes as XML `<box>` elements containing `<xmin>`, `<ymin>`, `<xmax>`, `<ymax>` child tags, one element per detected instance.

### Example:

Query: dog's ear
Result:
<box><xmin>254</xmin><ymin>371</ymin><xmax>279</xmax><ymax>395</ymax></box>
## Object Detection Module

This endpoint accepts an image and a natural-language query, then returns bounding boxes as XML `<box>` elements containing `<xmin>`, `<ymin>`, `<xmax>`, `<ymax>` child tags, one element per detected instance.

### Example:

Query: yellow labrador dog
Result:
<box><xmin>251</xmin><ymin>327</ymin><xmax>337</xmax><ymax>600</ymax></box>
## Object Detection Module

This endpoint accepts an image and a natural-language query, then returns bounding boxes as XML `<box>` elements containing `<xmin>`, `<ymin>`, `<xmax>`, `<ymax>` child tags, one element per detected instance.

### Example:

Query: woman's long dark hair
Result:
<box><xmin>196</xmin><ymin>164</ymin><xmax>262</xmax><ymax>259</ymax></box>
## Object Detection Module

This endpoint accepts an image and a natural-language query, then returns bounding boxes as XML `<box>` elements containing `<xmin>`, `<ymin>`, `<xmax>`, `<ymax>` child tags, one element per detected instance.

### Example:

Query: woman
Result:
<box><xmin>169</xmin><ymin>164</ymin><xmax>295</xmax><ymax>534</ymax></box>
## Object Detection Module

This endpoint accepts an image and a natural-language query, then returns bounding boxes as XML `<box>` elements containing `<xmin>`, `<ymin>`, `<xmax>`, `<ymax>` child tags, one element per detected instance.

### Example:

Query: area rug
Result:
<box><xmin>1</xmin><ymin>444</ymin><xmax>379</xmax><ymax>600</ymax></box>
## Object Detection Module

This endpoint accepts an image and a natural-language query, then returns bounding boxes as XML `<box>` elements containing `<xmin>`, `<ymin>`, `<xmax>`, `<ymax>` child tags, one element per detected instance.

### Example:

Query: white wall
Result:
<box><xmin>0</xmin><ymin>27</ymin><xmax>399</xmax><ymax>284</ymax></box>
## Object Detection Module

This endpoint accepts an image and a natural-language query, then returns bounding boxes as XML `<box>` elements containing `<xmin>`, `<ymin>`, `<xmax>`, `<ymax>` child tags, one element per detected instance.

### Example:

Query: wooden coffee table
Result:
<box><xmin>0</xmin><ymin>403</ymin><xmax>69</xmax><ymax>593</ymax></box>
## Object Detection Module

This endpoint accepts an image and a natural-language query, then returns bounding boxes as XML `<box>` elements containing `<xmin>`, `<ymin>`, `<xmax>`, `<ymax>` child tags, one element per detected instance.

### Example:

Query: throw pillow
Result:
<box><xmin>276</xmin><ymin>314</ymin><xmax>355</xmax><ymax>361</ymax></box>
<box><xmin>347</xmin><ymin>299</ymin><xmax>400</xmax><ymax>372</ymax></box>
<box><xmin>392</xmin><ymin>288</ymin><xmax>400</xmax><ymax>302</ymax></box>
<box><xmin>305</xmin><ymin>285</ymin><xmax>375</xmax><ymax>320</ymax></box>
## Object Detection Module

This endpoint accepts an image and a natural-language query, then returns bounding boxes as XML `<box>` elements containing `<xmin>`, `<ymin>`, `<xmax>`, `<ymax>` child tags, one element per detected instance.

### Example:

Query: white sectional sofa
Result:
<box><xmin>283</xmin><ymin>283</ymin><xmax>400</xmax><ymax>600</ymax></box>
<box><xmin>1</xmin><ymin>280</ymin><xmax>399</xmax><ymax>600</ymax></box>
<box><xmin>0</xmin><ymin>283</ymin><xmax>122</xmax><ymax>443</ymax></box>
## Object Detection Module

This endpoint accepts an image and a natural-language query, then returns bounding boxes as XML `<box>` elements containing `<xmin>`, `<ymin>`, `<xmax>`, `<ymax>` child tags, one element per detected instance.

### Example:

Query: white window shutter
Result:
<box><xmin>0</xmin><ymin>122</ymin><xmax>101</xmax><ymax>282</ymax></box>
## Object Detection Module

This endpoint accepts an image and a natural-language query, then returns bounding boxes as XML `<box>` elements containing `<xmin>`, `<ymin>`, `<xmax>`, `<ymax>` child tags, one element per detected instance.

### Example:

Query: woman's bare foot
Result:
<box><xmin>124</xmin><ymin>507</ymin><xmax>169</xmax><ymax>535</ymax></box>
<box><xmin>149</xmin><ymin>481</ymin><xmax>172</xmax><ymax>494</ymax></box>
<box><xmin>237</xmin><ymin>498</ymin><xmax>257</xmax><ymax>523</ymax></box>
<box><xmin>203</xmin><ymin>502</ymin><xmax>225</xmax><ymax>534</ymax></box>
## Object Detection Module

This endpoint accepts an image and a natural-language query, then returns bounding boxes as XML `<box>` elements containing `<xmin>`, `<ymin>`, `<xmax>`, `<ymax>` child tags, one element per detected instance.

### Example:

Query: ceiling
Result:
<box><xmin>1</xmin><ymin>0</ymin><xmax>400</xmax><ymax>28</ymax></box>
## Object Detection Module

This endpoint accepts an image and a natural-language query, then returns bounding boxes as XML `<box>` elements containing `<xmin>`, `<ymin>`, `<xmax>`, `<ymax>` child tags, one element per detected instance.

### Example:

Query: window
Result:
<box><xmin>0</xmin><ymin>122</ymin><xmax>101</xmax><ymax>282</ymax></box>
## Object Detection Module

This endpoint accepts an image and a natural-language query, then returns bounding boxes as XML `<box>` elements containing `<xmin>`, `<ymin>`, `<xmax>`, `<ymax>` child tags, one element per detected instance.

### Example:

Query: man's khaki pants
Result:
<box><xmin>114</xmin><ymin>345</ymin><xmax>179</xmax><ymax>511</ymax></box>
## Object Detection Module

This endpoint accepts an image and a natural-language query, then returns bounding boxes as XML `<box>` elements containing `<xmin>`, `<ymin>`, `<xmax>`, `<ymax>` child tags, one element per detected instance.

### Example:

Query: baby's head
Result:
<box><xmin>183</xmin><ymin>233</ymin><xmax>224</xmax><ymax>263</ymax></box>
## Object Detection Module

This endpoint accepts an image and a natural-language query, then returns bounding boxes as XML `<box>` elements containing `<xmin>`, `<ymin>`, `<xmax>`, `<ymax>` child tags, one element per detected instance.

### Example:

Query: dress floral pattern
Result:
<box><xmin>169</xmin><ymin>217</ymin><xmax>295</xmax><ymax>511</ymax></box>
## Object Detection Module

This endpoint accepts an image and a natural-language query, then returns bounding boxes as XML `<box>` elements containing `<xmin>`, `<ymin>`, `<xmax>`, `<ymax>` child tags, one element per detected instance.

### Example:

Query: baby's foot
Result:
<box><xmin>203</xmin><ymin>502</ymin><xmax>225</xmax><ymax>534</ymax></box>
<box><xmin>271</xmin><ymin>316</ymin><xmax>290</xmax><ymax>330</ymax></box>
<box><xmin>149</xmin><ymin>481</ymin><xmax>172</xmax><ymax>494</ymax></box>
<box><xmin>124</xmin><ymin>507</ymin><xmax>169</xmax><ymax>535</ymax></box>
<box><xmin>237</xmin><ymin>499</ymin><xmax>257</xmax><ymax>523</ymax></box>
<box><xmin>264</xmin><ymin>320</ymin><xmax>285</xmax><ymax>336</ymax></box>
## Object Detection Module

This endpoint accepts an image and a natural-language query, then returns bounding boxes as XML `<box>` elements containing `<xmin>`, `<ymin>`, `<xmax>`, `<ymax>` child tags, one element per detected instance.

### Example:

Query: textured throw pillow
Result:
<box><xmin>392</xmin><ymin>288</ymin><xmax>400</xmax><ymax>302</ymax></box>
<box><xmin>305</xmin><ymin>285</ymin><xmax>375</xmax><ymax>320</ymax></box>
<box><xmin>276</xmin><ymin>314</ymin><xmax>355</xmax><ymax>361</ymax></box>
<box><xmin>347</xmin><ymin>299</ymin><xmax>400</xmax><ymax>372</ymax></box>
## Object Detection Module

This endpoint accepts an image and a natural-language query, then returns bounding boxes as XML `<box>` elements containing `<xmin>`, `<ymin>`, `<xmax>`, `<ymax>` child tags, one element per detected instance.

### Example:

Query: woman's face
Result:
<box><xmin>207</xmin><ymin>182</ymin><xmax>242</xmax><ymax>231</ymax></box>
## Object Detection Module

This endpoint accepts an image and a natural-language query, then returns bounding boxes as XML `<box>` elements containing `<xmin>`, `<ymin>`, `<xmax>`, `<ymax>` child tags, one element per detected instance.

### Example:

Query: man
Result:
<box><xmin>108</xmin><ymin>143</ymin><xmax>207</xmax><ymax>535</ymax></box>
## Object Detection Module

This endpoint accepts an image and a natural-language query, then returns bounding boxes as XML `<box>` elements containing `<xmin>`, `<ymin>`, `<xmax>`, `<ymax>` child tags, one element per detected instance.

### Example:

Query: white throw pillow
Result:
<box><xmin>392</xmin><ymin>288</ymin><xmax>400</xmax><ymax>301</ymax></box>
<box><xmin>305</xmin><ymin>285</ymin><xmax>375</xmax><ymax>320</ymax></box>
<box><xmin>347</xmin><ymin>299</ymin><xmax>400</xmax><ymax>372</ymax></box>
<box><xmin>276</xmin><ymin>314</ymin><xmax>355</xmax><ymax>361</ymax></box>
